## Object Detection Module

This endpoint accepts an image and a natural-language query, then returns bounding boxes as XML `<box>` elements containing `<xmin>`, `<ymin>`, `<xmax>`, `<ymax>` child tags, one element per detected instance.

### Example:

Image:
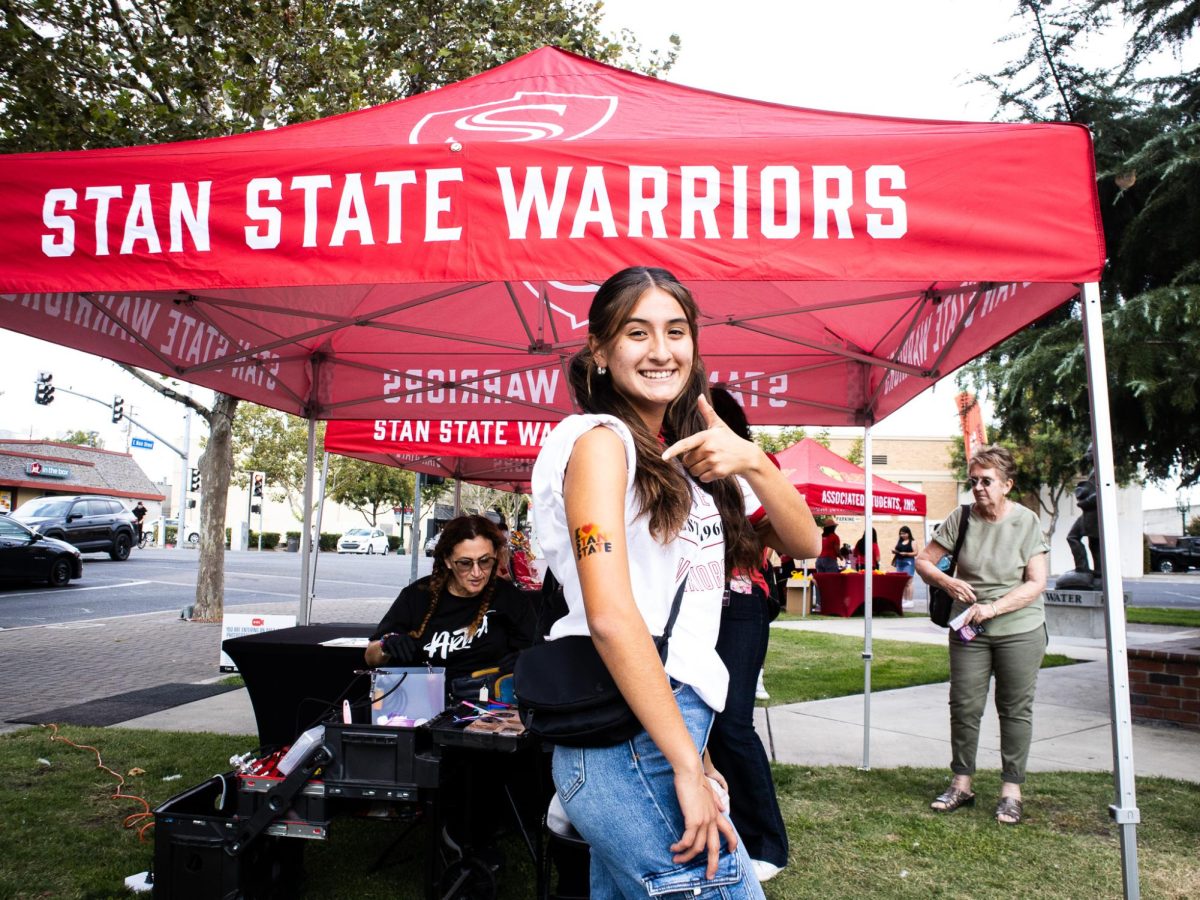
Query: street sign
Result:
<box><xmin>131</xmin><ymin>437</ymin><xmax>154</xmax><ymax>449</ymax></box>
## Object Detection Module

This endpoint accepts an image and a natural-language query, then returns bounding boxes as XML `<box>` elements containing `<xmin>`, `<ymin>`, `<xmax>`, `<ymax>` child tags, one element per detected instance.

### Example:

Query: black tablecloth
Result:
<box><xmin>223</xmin><ymin>624</ymin><xmax>374</xmax><ymax>748</ymax></box>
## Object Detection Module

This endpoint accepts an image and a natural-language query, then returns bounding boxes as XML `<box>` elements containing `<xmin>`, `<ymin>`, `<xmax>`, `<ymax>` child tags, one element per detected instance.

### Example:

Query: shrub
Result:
<box><xmin>388</xmin><ymin>535</ymin><xmax>403</xmax><ymax>553</ymax></box>
<box><xmin>248</xmin><ymin>531</ymin><xmax>281</xmax><ymax>550</ymax></box>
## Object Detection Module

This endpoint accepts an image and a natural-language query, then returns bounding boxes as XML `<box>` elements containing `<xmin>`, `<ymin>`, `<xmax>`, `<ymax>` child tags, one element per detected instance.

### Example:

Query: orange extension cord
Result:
<box><xmin>41</xmin><ymin>723</ymin><xmax>156</xmax><ymax>841</ymax></box>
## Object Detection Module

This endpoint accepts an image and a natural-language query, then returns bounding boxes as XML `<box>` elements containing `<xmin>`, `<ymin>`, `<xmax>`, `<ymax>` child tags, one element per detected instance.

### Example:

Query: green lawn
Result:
<box><xmin>1126</xmin><ymin>606</ymin><xmax>1200</xmax><ymax>628</ymax></box>
<box><xmin>0</xmin><ymin>726</ymin><xmax>1195</xmax><ymax>899</ymax></box>
<box><xmin>762</xmin><ymin>629</ymin><xmax>1075</xmax><ymax>707</ymax></box>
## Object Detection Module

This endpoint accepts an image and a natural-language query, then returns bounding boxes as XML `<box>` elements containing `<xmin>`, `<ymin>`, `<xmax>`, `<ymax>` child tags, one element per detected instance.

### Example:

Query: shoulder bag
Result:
<box><xmin>928</xmin><ymin>504</ymin><xmax>972</xmax><ymax>628</ymax></box>
<box><xmin>513</xmin><ymin>579</ymin><xmax>687</xmax><ymax>747</ymax></box>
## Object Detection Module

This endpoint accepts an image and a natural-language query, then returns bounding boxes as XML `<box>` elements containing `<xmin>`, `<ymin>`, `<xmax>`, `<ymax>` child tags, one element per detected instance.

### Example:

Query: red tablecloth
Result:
<box><xmin>813</xmin><ymin>572</ymin><xmax>909</xmax><ymax>617</ymax></box>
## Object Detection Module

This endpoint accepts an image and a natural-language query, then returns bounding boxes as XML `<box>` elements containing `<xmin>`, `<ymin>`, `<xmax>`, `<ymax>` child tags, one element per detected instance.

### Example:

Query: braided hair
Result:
<box><xmin>409</xmin><ymin>514</ymin><xmax>504</xmax><ymax>640</ymax></box>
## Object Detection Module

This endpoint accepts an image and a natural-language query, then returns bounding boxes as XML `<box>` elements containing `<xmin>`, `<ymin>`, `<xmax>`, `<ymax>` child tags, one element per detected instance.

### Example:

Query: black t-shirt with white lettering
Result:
<box><xmin>370</xmin><ymin>576</ymin><xmax>535</xmax><ymax>682</ymax></box>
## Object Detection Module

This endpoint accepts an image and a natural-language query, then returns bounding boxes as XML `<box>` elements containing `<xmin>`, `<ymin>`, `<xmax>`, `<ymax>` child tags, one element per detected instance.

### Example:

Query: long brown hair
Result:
<box><xmin>567</xmin><ymin>266</ymin><xmax>759</xmax><ymax>573</ymax></box>
<box><xmin>410</xmin><ymin>515</ymin><xmax>503</xmax><ymax>640</ymax></box>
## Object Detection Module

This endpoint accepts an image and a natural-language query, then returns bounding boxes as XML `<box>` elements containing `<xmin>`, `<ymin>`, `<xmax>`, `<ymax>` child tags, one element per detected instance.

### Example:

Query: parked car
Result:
<box><xmin>159</xmin><ymin>518</ymin><xmax>200</xmax><ymax>545</ymax></box>
<box><xmin>11</xmin><ymin>495</ymin><xmax>137</xmax><ymax>560</ymax></box>
<box><xmin>1148</xmin><ymin>536</ymin><xmax>1200</xmax><ymax>573</ymax></box>
<box><xmin>0</xmin><ymin>515</ymin><xmax>83</xmax><ymax>586</ymax></box>
<box><xmin>337</xmin><ymin>527</ymin><xmax>390</xmax><ymax>555</ymax></box>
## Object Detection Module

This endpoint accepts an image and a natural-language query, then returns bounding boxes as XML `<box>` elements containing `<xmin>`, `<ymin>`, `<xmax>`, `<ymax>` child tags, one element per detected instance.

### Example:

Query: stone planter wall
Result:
<box><xmin>1128</xmin><ymin>639</ymin><xmax>1200</xmax><ymax>731</ymax></box>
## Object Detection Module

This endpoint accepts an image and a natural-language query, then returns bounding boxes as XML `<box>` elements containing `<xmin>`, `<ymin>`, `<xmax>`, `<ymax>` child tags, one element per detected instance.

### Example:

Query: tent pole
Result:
<box><xmin>862</xmin><ymin>423</ymin><xmax>874</xmax><ymax>770</ymax></box>
<box><xmin>453</xmin><ymin>478</ymin><xmax>462</xmax><ymax>515</ymax></box>
<box><xmin>298</xmin><ymin>417</ymin><xmax>316</xmax><ymax>625</ymax></box>
<box><xmin>1080</xmin><ymin>281</ymin><xmax>1140</xmax><ymax>898</ymax></box>
<box><xmin>309</xmin><ymin>452</ymin><xmax>330</xmax><ymax>606</ymax></box>
<box><xmin>410</xmin><ymin>473</ymin><xmax>423</xmax><ymax>585</ymax></box>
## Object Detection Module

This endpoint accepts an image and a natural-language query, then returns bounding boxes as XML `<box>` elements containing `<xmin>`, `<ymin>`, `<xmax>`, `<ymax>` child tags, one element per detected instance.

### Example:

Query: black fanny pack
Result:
<box><xmin>514</xmin><ymin>580</ymin><xmax>686</xmax><ymax>747</ymax></box>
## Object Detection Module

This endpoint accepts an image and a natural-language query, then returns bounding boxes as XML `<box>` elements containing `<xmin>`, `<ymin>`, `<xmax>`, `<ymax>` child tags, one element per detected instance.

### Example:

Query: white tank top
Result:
<box><xmin>531</xmin><ymin>414</ymin><xmax>729</xmax><ymax>712</ymax></box>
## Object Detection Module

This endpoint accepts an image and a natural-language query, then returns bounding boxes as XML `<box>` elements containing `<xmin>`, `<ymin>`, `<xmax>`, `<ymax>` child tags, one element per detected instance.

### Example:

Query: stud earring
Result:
<box><xmin>597</xmin><ymin>365</ymin><xmax>607</xmax><ymax>375</ymax></box>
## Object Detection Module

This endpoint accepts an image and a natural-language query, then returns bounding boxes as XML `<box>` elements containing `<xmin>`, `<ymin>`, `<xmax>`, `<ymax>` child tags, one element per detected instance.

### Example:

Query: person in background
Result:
<box><xmin>131</xmin><ymin>501</ymin><xmax>147</xmax><ymax>542</ymax></box>
<box><xmin>532</xmin><ymin>266</ymin><xmax>820</xmax><ymax>896</ymax></box>
<box><xmin>915</xmin><ymin>445</ymin><xmax>1049</xmax><ymax>825</ymax></box>
<box><xmin>707</xmin><ymin>386</ymin><xmax>798</xmax><ymax>882</ymax></box>
<box><xmin>853</xmin><ymin>529</ymin><xmax>881</xmax><ymax>570</ymax></box>
<box><xmin>365</xmin><ymin>514</ymin><xmax>533</xmax><ymax>689</ymax></box>
<box><xmin>892</xmin><ymin>525</ymin><xmax>919</xmax><ymax>603</ymax></box>
<box><xmin>815</xmin><ymin>517</ymin><xmax>841</xmax><ymax>573</ymax></box>
<box><xmin>838</xmin><ymin>542</ymin><xmax>853</xmax><ymax>570</ymax></box>
<box><xmin>508</xmin><ymin>529</ymin><xmax>541</xmax><ymax>591</ymax></box>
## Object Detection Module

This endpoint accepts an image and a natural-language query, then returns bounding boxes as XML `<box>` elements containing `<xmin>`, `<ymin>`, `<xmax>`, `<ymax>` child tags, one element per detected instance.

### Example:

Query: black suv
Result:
<box><xmin>12</xmin><ymin>495</ymin><xmax>138</xmax><ymax>560</ymax></box>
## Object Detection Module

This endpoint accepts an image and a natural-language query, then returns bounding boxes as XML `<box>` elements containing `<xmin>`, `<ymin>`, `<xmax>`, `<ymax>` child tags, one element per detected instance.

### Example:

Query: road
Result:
<box><xmin>1</xmin><ymin>547</ymin><xmax>1198</xmax><ymax>630</ymax></box>
<box><xmin>0</xmin><ymin>547</ymin><xmax>434</xmax><ymax>630</ymax></box>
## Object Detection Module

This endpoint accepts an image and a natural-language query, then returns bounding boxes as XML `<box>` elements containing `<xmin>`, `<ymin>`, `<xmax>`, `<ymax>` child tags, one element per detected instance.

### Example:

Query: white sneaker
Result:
<box><xmin>750</xmin><ymin>859</ymin><xmax>783</xmax><ymax>882</ymax></box>
<box><xmin>755</xmin><ymin>669</ymin><xmax>770</xmax><ymax>701</ymax></box>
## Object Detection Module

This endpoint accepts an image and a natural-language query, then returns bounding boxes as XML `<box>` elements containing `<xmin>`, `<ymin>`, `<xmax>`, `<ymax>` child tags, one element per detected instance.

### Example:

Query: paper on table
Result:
<box><xmin>320</xmin><ymin>637</ymin><xmax>371</xmax><ymax>648</ymax></box>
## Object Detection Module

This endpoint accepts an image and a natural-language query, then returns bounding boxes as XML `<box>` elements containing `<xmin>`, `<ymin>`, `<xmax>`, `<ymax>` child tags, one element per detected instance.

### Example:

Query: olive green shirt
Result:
<box><xmin>933</xmin><ymin>504</ymin><xmax>1049</xmax><ymax>637</ymax></box>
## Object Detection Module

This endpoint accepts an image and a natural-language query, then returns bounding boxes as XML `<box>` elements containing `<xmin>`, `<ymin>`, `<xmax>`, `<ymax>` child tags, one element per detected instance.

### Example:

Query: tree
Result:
<box><xmin>1</xmin><ymin>1</ymin><xmax>674</xmax><ymax>617</ymax></box>
<box><xmin>753</xmin><ymin>427</ymin><xmax>816</xmax><ymax>454</ymax></box>
<box><xmin>329</xmin><ymin>457</ymin><xmax>414</xmax><ymax>527</ymax></box>
<box><xmin>965</xmin><ymin>1</ymin><xmax>1200</xmax><ymax>487</ymax></box>
<box><xmin>231</xmin><ymin>405</ymin><xmax>330</xmax><ymax>522</ymax></box>
<box><xmin>59</xmin><ymin>429</ymin><xmax>103</xmax><ymax>448</ymax></box>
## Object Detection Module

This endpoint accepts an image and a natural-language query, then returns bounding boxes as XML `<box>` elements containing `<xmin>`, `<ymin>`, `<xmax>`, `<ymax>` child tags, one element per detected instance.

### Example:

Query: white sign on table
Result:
<box><xmin>219</xmin><ymin>613</ymin><xmax>297</xmax><ymax>672</ymax></box>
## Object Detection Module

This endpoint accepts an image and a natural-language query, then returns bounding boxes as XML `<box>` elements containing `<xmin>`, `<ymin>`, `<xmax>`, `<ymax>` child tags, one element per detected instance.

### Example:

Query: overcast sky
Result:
<box><xmin>1</xmin><ymin>1</ymin><xmax>1186</xmax><ymax>507</ymax></box>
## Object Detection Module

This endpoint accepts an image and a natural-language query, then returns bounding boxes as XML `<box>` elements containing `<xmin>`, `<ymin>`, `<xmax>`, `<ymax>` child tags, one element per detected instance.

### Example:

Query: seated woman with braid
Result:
<box><xmin>365</xmin><ymin>514</ymin><xmax>534</xmax><ymax>693</ymax></box>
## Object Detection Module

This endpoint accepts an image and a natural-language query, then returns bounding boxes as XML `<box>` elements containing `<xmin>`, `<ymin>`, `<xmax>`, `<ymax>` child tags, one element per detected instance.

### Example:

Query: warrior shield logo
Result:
<box><xmin>410</xmin><ymin>92</ymin><xmax>618</xmax><ymax>144</ymax></box>
<box><xmin>521</xmin><ymin>280</ymin><xmax>599</xmax><ymax>333</ymax></box>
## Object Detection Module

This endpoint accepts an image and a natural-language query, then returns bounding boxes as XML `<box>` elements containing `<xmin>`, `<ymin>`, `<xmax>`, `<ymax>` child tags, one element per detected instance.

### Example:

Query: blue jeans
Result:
<box><xmin>708</xmin><ymin>588</ymin><xmax>788</xmax><ymax>867</ymax></box>
<box><xmin>552</xmin><ymin>684</ymin><xmax>765</xmax><ymax>899</ymax></box>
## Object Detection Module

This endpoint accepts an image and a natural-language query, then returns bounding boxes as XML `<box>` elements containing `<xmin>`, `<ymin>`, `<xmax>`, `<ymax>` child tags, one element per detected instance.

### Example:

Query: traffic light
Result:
<box><xmin>111</xmin><ymin>395</ymin><xmax>124</xmax><ymax>423</ymax></box>
<box><xmin>34</xmin><ymin>372</ymin><xmax>54</xmax><ymax>405</ymax></box>
<box><xmin>189</xmin><ymin>467</ymin><xmax>201</xmax><ymax>492</ymax></box>
<box><xmin>252</xmin><ymin>472</ymin><xmax>264</xmax><ymax>498</ymax></box>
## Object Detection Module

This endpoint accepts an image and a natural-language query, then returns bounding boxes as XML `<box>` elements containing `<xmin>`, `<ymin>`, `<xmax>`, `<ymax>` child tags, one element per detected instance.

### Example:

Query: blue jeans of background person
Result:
<box><xmin>894</xmin><ymin>557</ymin><xmax>915</xmax><ymax>575</ymax></box>
<box><xmin>553</xmin><ymin>683</ymin><xmax>765</xmax><ymax>900</ymax></box>
<box><xmin>708</xmin><ymin>588</ymin><xmax>788</xmax><ymax>868</ymax></box>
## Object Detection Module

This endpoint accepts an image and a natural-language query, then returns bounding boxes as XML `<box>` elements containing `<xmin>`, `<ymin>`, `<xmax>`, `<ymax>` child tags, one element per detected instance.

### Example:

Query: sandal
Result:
<box><xmin>930</xmin><ymin>787</ymin><xmax>976</xmax><ymax>813</ymax></box>
<box><xmin>995</xmin><ymin>796</ymin><xmax>1023</xmax><ymax>825</ymax></box>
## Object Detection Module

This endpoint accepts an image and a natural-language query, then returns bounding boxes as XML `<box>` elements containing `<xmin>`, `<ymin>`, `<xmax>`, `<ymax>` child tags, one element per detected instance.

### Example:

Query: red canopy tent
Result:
<box><xmin>774</xmin><ymin>438</ymin><xmax>925</xmax><ymax>518</ymax></box>
<box><xmin>0</xmin><ymin>48</ymin><xmax>1140</xmax><ymax>881</ymax></box>
<box><xmin>0</xmin><ymin>48</ymin><xmax>1101</xmax><ymax>429</ymax></box>
<box><xmin>322</xmin><ymin>418</ymin><xmax>548</xmax><ymax>491</ymax></box>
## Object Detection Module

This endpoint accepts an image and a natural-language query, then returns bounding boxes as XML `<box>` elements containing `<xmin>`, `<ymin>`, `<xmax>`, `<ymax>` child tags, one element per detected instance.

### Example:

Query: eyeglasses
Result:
<box><xmin>450</xmin><ymin>555</ymin><xmax>497</xmax><ymax>574</ymax></box>
<box><xmin>968</xmin><ymin>476</ymin><xmax>998</xmax><ymax>488</ymax></box>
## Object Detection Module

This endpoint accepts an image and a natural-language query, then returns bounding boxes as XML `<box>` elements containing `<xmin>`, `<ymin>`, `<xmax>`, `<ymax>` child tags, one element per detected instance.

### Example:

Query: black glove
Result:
<box><xmin>380</xmin><ymin>632</ymin><xmax>418</xmax><ymax>664</ymax></box>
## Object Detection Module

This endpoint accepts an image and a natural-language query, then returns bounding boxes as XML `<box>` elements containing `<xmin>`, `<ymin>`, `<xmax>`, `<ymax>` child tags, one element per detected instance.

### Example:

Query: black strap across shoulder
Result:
<box><xmin>947</xmin><ymin>503</ymin><xmax>972</xmax><ymax>576</ymax></box>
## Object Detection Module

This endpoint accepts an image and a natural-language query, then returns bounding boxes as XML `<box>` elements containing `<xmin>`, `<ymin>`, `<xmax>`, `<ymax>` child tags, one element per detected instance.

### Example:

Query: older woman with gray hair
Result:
<box><xmin>915</xmin><ymin>445</ymin><xmax>1049</xmax><ymax>825</ymax></box>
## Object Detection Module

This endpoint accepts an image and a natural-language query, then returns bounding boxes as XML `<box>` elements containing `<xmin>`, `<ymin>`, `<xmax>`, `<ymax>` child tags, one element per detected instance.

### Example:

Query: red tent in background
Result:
<box><xmin>0</xmin><ymin>47</ymin><xmax>1102</xmax><ymax>428</ymax></box>
<box><xmin>322</xmin><ymin>418</ymin><xmax>549</xmax><ymax>491</ymax></box>
<box><xmin>775</xmin><ymin>438</ymin><xmax>925</xmax><ymax>517</ymax></box>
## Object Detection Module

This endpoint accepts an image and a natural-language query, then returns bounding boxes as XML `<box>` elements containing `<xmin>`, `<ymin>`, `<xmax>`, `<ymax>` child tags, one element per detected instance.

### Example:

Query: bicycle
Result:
<box><xmin>136</xmin><ymin>527</ymin><xmax>151</xmax><ymax>550</ymax></box>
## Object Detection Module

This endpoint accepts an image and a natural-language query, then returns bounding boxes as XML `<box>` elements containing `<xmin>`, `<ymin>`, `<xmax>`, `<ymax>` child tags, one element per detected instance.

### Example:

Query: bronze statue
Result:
<box><xmin>1057</xmin><ymin>447</ymin><xmax>1101</xmax><ymax>590</ymax></box>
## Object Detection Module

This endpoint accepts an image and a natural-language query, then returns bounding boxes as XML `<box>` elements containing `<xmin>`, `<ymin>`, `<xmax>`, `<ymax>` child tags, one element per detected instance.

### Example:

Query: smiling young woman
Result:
<box><xmin>531</xmin><ymin>266</ymin><xmax>818</xmax><ymax>896</ymax></box>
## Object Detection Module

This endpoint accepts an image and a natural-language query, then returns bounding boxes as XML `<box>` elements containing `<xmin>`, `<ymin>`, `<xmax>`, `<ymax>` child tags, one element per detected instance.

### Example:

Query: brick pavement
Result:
<box><xmin>0</xmin><ymin>597</ymin><xmax>393</xmax><ymax>732</ymax></box>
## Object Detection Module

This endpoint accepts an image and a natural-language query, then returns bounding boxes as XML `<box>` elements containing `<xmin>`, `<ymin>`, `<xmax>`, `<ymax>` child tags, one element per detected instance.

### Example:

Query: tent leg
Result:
<box><xmin>309</xmin><ymin>452</ymin><xmax>330</xmax><ymax>604</ymax></box>
<box><xmin>862</xmin><ymin>423</ymin><xmax>874</xmax><ymax>771</ymax></box>
<box><xmin>298</xmin><ymin>418</ymin><xmax>316</xmax><ymax>625</ymax></box>
<box><xmin>1080</xmin><ymin>282</ymin><xmax>1140</xmax><ymax>898</ymax></box>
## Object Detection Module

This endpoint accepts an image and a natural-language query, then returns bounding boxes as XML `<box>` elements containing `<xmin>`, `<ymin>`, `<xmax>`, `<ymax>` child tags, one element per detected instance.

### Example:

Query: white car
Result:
<box><xmin>337</xmin><ymin>527</ymin><xmax>390</xmax><ymax>555</ymax></box>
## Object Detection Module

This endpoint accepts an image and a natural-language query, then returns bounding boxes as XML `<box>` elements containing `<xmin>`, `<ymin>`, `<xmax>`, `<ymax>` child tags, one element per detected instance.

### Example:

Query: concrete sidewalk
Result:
<box><xmin>110</xmin><ymin>614</ymin><xmax>1200</xmax><ymax>785</ymax></box>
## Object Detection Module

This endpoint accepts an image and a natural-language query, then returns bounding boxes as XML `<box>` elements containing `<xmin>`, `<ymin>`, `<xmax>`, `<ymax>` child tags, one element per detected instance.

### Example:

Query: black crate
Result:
<box><xmin>237</xmin><ymin>773</ymin><xmax>328</xmax><ymax>838</ymax></box>
<box><xmin>427</xmin><ymin>706</ymin><xmax>531</xmax><ymax>752</ymax></box>
<box><xmin>153</xmin><ymin>773</ymin><xmax>304</xmax><ymax>899</ymax></box>
<box><xmin>322</xmin><ymin>723</ymin><xmax>440</xmax><ymax>800</ymax></box>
